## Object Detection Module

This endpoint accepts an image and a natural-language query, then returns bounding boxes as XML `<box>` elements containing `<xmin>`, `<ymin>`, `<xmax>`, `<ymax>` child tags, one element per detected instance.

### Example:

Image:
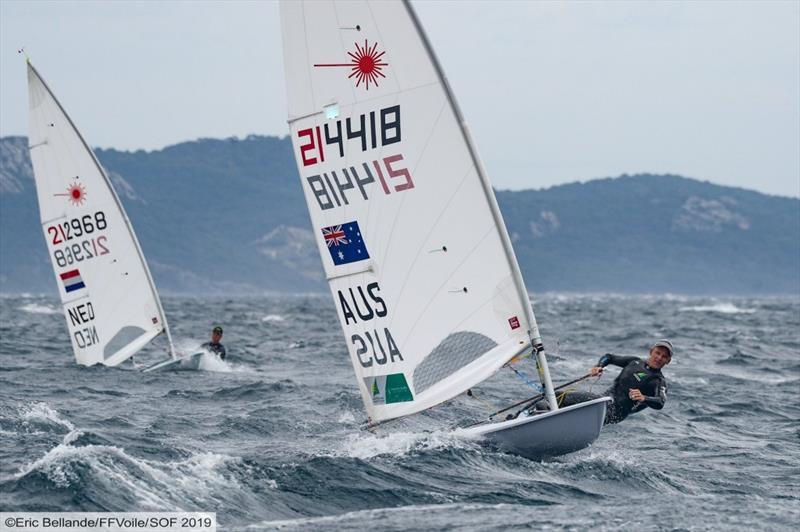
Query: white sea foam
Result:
<box><xmin>170</xmin><ymin>339</ymin><xmax>238</xmax><ymax>373</ymax></box>
<box><xmin>559</xmin><ymin>447</ymin><xmax>685</xmax><ymax>494</ymax></box>
<box><xmin>261</xmin><ymin>314</ymin><xmax>285</xmax><ymax>323</ymax></box>
<box><xmin>337</xmin><ymin>411</ymin><xmax>356</xmax><ymax>423</ymax></box>
<box><xmin>197</xmin><ymin>353</ymin><xmax>234</xmax><ymax>373</ymax></box>
<box><xmin>21</xmin><ymin>402</ymin><xmax>76</xmax><ymax>432</ymax></box>
<box><xmin>679</xmin><ymin>303</ymin><xmax>755</xmax><ymax>314</ymax></box>
<box><xmin>14</xmin><ymin>434</ymin><xmax>246</xmax><ymax>509</ymax></box>
<box><xmin>13</xmin><ymin>403</ymin><xmax>244</xmax><ymax>501</ymax></box>
<box><xmin>174</xmin><ymin>338</ymin><xmax>204</xmax><ymax>355</ymax></box>
<box><xmin>19</xmin><ymin>303</ymin><xmax>60</xmax><ymax>315</ymax></box>
<box><xmin>334</xmin><ymin>429</ymin><xmax>480</xmax><ymax>460</ymax></box>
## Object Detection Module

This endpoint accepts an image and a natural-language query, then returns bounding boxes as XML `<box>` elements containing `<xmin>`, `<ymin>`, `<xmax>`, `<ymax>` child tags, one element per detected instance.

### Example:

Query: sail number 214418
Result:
<box><xmin>297</xmin><ymin>105</ymin><xmax>415</xmax><ymax>211</ymax></box>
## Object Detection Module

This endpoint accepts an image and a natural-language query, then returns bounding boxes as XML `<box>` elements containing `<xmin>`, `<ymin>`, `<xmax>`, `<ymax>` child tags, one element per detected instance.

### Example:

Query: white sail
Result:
<box><xmin>27</xmin><ymin>62</ymin><xmax>173</xmax><ymax>367</ymax></box>
<box><xmin>280</xmin><ymin>0</ymin><xmax>554</xmax><ymax>422</ymax></box>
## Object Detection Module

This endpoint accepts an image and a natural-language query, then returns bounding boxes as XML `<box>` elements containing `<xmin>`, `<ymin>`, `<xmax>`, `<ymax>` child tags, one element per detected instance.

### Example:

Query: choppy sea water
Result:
<box><xmin>1</xmin><ymin>293</ymin><xmax>798</xmax><ymax>531</ymax></box>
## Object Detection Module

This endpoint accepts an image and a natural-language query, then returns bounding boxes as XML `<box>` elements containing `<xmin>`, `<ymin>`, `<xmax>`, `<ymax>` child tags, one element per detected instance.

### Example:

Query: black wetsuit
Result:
<box><xmin>202</xmin><ymin>341</ymin><xmax>226</xmax><ymax>360</ymax></box>
<box><xmin>549</xmin><ymin>354</ymin><xmax>667</xmax><ymax>424</ymax></box>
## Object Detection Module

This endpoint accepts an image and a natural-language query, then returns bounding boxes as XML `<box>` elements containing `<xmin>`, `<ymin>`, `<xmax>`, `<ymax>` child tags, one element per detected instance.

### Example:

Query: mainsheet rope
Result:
<box><xmin>463</xmin><ymin>372</ymin><xmax>601</xmax><ymax>427</ymax></box>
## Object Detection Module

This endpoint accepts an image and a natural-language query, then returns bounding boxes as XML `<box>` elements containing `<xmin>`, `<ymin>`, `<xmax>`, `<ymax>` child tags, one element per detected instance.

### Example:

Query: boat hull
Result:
<box><xmin>142</xmin><ymin>351</ymin><xmax>204</xmax><ymax>373</ymax></box>
<box><xmin>459</xmin><ymin>397</ymin><xmax>611</xmax><ymax>459</ymax></box>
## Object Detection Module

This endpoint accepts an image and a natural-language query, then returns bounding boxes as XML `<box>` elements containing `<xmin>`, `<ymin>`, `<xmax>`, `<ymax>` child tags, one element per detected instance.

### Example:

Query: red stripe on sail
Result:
<box><xmin>60</xmin><ymin>269</ymin><xmax>80</xmax><ymax>280</ymax></box>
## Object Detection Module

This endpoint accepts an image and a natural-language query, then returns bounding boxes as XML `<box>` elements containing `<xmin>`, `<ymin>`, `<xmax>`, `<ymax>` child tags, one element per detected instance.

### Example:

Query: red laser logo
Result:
<box><xmin>54</xmin><ymin>181</ymin><xmax>87</xmax><ymax>206</ymax></box>
<box><xmin>314</xmin><ymin>40</ymin><xmax>388</xmax><ymax>90</ymax></box>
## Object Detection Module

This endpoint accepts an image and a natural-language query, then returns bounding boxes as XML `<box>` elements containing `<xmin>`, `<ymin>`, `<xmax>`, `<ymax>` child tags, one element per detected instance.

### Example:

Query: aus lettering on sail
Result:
<box><xmin>338</xmin><ymin>281</ymin><xmax>403</xmax><ymax>369</ymax></box>
<box><xmin>296</xmin><ymin>104</ymin><xmax>415</xmax><ymax>211</ymax></box>
<box><xmin>320</xmin><ymin>221</ymin><xmax>401</xmax><ymax>369</ymax></box>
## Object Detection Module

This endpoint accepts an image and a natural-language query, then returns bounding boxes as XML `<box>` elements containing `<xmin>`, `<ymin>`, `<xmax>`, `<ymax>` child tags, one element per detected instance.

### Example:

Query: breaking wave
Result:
<box><xmin>328</xmin><ymin>429</ymin><xmax>482</xmax><ymax>460</ymax></box>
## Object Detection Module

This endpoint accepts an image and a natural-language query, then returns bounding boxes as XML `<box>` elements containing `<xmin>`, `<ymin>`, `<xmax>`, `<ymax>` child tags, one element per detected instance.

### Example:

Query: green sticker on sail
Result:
<box><xmin>364</xmin><ymin>373</ymin><xmax>413</xmax><ymax>405</ymax></box>
<box><xmin>385</xmin><ymin>373</ymin><xmax>414</xmax><ymax>403</ymax></box>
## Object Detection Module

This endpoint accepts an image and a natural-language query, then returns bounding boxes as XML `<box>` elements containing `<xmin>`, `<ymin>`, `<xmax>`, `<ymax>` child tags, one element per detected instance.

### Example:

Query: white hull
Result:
<box><xmin>458</xmin><ymin>397</ymin><xmax>611</xmax><ymax>459</ymax></box>
<box><xmin>142</xmin><ymin>351</ymin><xmax>204</xmax><ymax>373</ymax></box>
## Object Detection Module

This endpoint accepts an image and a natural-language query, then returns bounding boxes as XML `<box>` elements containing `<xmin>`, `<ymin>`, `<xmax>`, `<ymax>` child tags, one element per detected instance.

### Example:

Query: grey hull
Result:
<box><xmin>459</xmin><ymin>397</ymin><xmax>611</xmax><ymax>459</ymax></box>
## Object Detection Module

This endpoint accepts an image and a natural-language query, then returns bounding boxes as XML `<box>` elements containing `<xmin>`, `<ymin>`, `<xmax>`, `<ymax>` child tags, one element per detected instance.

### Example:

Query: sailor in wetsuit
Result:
<box><xmin>201</xmin><ymin>326</ymin><xmax>227</xmax><ymax>360</ymax></box>
<box><xmin>536</xmin><ymin>339</ymin><xmax>672</xmax><ymax>424</ymax></box>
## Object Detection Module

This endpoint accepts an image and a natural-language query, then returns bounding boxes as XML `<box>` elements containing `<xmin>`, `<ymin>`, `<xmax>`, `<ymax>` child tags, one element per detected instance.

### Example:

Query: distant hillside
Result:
<box><xmin>1</xmin><ymin>135</ymin><xmax>798</xmax><ymax>295</ymax></box>
<box><xmin>498</xmin><ymin>175</ymin><xmax>799</xmax><ymax>294</ymax></box>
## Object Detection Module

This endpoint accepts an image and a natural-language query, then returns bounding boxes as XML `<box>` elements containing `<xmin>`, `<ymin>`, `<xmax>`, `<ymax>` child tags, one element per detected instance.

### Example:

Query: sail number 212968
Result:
<box><xmin>47</xmin><ymin>211</ymin><xmax>107</xmax><ymax>244</ymax></box>
<box><xmin>46</xmin><ymin>211</ymin><xmax>110</xmax><ymax>268</ymax></box>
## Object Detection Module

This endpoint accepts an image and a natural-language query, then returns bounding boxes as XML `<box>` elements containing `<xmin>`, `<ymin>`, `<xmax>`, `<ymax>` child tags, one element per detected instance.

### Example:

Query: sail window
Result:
<box><xmin>324</xmin><ymin>103</ymin><xmax>339</xmax><ymax>120</ymax></box>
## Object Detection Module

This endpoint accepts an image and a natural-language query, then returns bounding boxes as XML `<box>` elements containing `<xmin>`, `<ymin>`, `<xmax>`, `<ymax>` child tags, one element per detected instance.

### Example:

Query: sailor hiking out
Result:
<box><xmin>535</xmin><ymin>340</ymin><xmax>673</xmax><ymax>424</ymax></box>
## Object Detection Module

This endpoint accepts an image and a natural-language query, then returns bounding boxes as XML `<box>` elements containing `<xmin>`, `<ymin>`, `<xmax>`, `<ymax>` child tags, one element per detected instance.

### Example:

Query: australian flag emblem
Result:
<box><xmin>322</xmin><ymin>221</ymin><xmax>370</xmax><ymax>266</ymax></box>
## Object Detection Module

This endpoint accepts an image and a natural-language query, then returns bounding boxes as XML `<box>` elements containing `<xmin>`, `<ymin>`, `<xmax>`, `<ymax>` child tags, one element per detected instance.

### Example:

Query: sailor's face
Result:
<box><xmin>211</xmin><ymin>331</ymin><xmax>222</xmax><ymax>343</ymax></box>
<box><xmin>647</xmin><ymin>346</ymin><xmax>671</xmax><ymax>369</ymax></box>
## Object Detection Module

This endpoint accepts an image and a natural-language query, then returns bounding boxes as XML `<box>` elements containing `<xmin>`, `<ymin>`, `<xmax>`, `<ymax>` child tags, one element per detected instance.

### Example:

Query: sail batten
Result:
<box><xmin>27</xmin><ymin>62</ymin><xmax>173</xmax><ymax>366</ymax></box>
<box><xmin>280</xmin><ymin>0</ymin><xmax>548</xmax><ymax>422</ymax></box>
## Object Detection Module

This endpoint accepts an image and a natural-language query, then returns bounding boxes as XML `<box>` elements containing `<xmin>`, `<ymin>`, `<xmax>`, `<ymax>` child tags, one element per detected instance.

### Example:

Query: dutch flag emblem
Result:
<box><xmin>60</xmin><ymin>269</ymin><xmax>86</xmax><ymax>293</ymax></box>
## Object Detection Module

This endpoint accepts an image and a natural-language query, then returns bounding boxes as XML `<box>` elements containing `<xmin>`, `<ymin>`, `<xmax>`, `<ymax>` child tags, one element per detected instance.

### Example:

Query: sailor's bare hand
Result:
<box><xmin>629</xmin><ymin>388</ymin><xmax>645</xmax><ymax>402</ymax></box>
<box><xmin>589</xmin><ymin>366</ymin><xmax>604</xmax><ymax>377</ymax></box>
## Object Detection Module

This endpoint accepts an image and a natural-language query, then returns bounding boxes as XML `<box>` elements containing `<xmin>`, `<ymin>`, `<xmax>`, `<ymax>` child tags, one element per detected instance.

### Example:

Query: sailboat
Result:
<box><xmin>26</xmin><ymin>60</ymin><xmax>178</xmax><ymax>369</ymax></box>
<box><xmin>279</xmin><ymin>0</ymin><xmax>610</xmax><ymax>459</ymax></box>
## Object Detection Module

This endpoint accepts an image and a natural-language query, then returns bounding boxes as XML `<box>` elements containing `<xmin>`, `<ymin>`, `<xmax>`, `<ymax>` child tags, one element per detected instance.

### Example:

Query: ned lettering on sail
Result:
<box><xmin>26</xmin><ymin>59</ymin><xmax>178</xmax><ymax>369</ymax></box>
<box><xmin>66</xmin><ymin>301</ymin><xmax>100</xmax><ymax>349</ymax></box>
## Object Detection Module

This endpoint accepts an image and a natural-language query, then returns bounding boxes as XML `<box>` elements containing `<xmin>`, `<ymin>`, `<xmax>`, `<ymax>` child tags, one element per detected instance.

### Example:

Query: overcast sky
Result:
<box><xmin>1</xmin><ymin>0</ymin><xmax>798</xmax><ymax>197</ymax></box>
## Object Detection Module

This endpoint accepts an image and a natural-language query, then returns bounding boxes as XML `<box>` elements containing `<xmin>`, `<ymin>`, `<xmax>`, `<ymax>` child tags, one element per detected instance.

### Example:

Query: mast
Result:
<box><xmin>402</xmin><ymin>1</ymin><xmax>558</xmax><ymax>410</ymax></box>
